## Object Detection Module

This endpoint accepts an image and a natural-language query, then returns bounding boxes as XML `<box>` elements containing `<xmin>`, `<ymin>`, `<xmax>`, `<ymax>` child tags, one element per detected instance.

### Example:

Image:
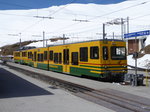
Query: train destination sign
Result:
<box><xmin>124</xmin><ymin>30</ymin><xmax>150</xmax><ymax>38</ymax></box>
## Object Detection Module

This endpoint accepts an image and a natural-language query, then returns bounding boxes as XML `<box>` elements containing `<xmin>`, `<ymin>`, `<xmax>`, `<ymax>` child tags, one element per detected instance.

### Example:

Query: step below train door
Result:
<box><xmin>63</xmin><ymin>48</ymin><xmax>70</xmax><ymax>73</ymax></box>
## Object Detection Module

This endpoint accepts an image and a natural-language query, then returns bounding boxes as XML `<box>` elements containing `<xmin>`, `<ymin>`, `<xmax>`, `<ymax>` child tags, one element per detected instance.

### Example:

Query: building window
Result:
<box><xmin>90</xmin><ymin>46</ymin><xmax>99</xmax><ymax>59</ymax></box>
<box><xmin>80</xmin><ymin>47</ymin><xmax>88</xmax><ymax>62</ymax></box>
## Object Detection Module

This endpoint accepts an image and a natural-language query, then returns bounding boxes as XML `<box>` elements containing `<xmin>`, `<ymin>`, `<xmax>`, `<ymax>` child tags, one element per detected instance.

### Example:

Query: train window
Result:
<box><xmin>54</xmin><ymin>53</ymin><xmax>58</xmax><ymax>63</ymax></box>
<box><xmin>103</xmin><ymin>46</ymin><xmax>108</xmax><ymax>60</ymax></box>
<box><xmin>38</xmin><ymin>54</ymin><xmax>40</xmax><ymax>61</ymax></box>
<box><xmin>41</xmin><ymin>54</ymin><xmax>44</xmax><ymax>61</ymax></box>
<box><xmin>72</xmin><ymin>52</ymin><xmax>78</xmax><ymax>65</ymax></box>
<box><xmin>37</xmin><ymin>54</ymin><xmax>44</xmax><ymax>62</ymax></box>
<box><xmin>44</xmin><ymin>51</ymin><xmax>48</xmax><ymax>61</ymax></box>
<box><xmin>28</xmin><ymin>52</ymin><xmax>32</xmax><ymax>59</ymax></box>
<box><xmin>49</xmin><ymin>51</ymin><xmax>53</xmax><ymax>61</ymax></box>
<box><xmin>59</xmin><ymin>53</ymin><xmax>62</xmax><ymax>64</ymax></box>
<box><xmin>22</xmin><ymin>52</ymin><xmax>27</xmax><ymax>57</ymax></box>
<box><xmin>28</xmin><ymin>52</ymin><xmax>29</xmax><ymax>58</ymax></box>
<box><xmin>111</xmin><ymin>47</ymin><xmax>126</xmax><ymax>60</ymax></box>
<box><xmin>90</xmin><ymin>46</ymin><xmax>99</xmax><ymax>59</ymax></box>
<box><xmin>15</xmin><ymin>52</ymin><xmax>20</xmax><ymax>57</ymax></box>
<box><xmin>80</xmin><ymin>47</ymin><xmax>88</xmax><ymax>62</ymax></box>
<box><xmin>63</xmin><ymin>49</ymin><xmax>69</xmax><ymax>65</ymax></box>
<box><xmin>34</xmin><ymin>52</ymin><xmax>37</xmax><ymax>61</ymax></box>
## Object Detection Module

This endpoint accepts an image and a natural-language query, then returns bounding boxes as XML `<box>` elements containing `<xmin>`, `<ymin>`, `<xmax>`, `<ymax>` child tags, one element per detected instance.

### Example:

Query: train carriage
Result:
<box><xmin>13</xmin><ymin>39</ymin><xmax>127</xmax><ymax>81</ymax></box>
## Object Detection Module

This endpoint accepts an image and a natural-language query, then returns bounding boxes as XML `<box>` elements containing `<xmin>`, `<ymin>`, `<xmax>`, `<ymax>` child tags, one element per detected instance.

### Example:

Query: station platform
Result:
<box><xmin>6</xmin><ymin>62</ymin><xmax>150</xmax><ymax>99</ymax></box>
<box><xmin>0</xmin><ymin>63</ymin><xmax>113</xmax><ymax>112</ymax></box>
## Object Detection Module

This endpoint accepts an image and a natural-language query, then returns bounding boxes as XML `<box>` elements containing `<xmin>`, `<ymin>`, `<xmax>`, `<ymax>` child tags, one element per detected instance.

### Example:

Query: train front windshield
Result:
<box><xmin>111</xmin><ymin>47</ymin><xmax>126</xmax><ymax>60</ymax></box>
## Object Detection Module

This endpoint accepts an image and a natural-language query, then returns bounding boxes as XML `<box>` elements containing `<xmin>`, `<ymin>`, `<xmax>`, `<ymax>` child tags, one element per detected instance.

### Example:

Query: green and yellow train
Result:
<box><xmin>13</xmin><ymin>39</ymin><xmax>127</xmax><ymax>81</ymax></box>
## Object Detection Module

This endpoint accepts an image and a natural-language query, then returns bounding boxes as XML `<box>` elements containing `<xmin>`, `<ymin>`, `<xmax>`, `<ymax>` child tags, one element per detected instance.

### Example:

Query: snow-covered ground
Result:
<box><xmin>127</xmin><ymin>54</ymin><xmax>150</xmax><ymax>69</ymax></box>
<box><xmin>145</xmin><ymin>35</ymin><xmax>150</xmax><ymax>46</ymax></box>
<box><xmin>127</xmin><ymin>35</ymin><xmax>150</xmax><ymax>69</ymax></box>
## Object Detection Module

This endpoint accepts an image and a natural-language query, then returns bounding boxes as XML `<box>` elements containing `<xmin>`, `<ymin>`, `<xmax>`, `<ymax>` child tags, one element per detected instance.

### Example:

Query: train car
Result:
<box><xmin>13</xmin><ymin>50</ymin><xmax>21</xmax><ymax>63</ymax></box>
<box><xmin>13</xmin><ymin>39</ymin><xmax>127</xmax><ymax>81</ymax></box>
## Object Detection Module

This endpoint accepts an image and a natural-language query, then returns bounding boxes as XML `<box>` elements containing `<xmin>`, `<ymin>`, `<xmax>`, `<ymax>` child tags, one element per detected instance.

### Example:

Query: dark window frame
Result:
<box><xmin>44</xmin><ymin>51</ymin><xmax>48</xmax><ymax>61</ymax></box>
<box><xmin>111</xmin><ymin>46</ymin><xmax>126</xmax><ymax>60</ymax></box>
<box><xmin>54</xmin><ymin>53</ymin><xmax>59</xmax><ymax>63</ymax></box>
<box><xmin>37</xmin><ymin>53</ymin><xmax>44</xmax><ymax>62</ymax></box>
<box><xmin>33</xmin><ymin>52</ymin><xmax>37</xmax><ymax>61</ymax></box>
<box><xmin>90</xmin><ymin>46</ymin><xmax>99</xmax><ymax>59</ymax></box>
<box><xmin>63</xmin><ymin>49</ymin><xmax>69</xmax><ymax>65</ymax></box>
<box><xmin>80</xmin><ymin>47</ymin><xmax>88</xmax><ymax>62</ymax></box>
<box><xmin>49</xmin><ymin>51</ymin><xmax>53</xmax><ymax>61</ymax></box>
<box><xmin>72</xmin><ymin>52</ymin><xmax>79</xmax><ymax>65</ymax></box>
<box><xmin>58</xmin><ymin>53</ymin><xmax>62</xmax><ymax>64</ymax></box>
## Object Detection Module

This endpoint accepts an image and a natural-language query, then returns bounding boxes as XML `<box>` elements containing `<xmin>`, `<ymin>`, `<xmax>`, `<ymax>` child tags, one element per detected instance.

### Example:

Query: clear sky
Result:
<box><xmin>0</xmin><ymin>0</ymin><xmax>126</xmax><ymax>10</ymax></box>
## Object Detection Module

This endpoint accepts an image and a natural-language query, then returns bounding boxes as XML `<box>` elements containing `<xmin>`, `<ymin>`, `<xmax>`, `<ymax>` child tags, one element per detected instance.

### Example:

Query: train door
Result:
<box><xmin>33</xmin><ymin>51</ymin><xmax>37</xmax><ymax>67</ymax></box>
<box><xmin>63</xmin><ymin>49</ymin><xmax>70</xmax><ymax>73</ymax></box>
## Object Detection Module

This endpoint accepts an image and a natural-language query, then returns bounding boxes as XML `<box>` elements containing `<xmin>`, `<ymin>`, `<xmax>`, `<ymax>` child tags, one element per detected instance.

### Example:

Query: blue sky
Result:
<box><xmin>0</xmin><ymin>0</ymin><xmax>126</xmax><ymax>10</ymax></box>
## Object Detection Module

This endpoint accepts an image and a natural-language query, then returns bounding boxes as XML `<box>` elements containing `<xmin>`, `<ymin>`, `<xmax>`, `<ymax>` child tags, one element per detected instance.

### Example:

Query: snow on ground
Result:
<box><xmin>127</xmin><ymin>35</ymin><xmax>150</xmax><ymax>69</ymax></box>
<box><xmin>145</xmin><ymin>35</ymin><xmax>150</xmax><ymax>47</ymax></box>
<box><xmin>127</xmin><ymin>54</ymin><xmax>150</xmax><ymax>69</ymax></box>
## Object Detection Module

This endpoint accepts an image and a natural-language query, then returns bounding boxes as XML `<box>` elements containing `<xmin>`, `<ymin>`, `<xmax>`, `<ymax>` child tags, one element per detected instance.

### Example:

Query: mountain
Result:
<box><xmin>0</xmin><ymin>0</ymin><xmax>126</xmax><ymax>10</ymax></box>
<box><xmin>0</xmin><ymin>0</ymin><xmax>149</xmax><ymax>48</ymax></box>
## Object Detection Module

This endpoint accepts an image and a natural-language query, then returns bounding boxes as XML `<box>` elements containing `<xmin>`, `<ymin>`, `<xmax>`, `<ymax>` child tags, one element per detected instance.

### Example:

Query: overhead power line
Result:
<box><xmin>89</xmin><ymin>1</ymin><xmax>148</xmax><ymax>21</ymax></box>
<box><xmin>131</xmin><ymin>13</ymin><xmax>150</xmax><ymax>20</ymax></box>
<box><xmin>20</xmin><ymin>0</ymin><xmax>77</xmax><ymax>33</ymax></box>
<box><xmin>46</xmin><ymin>1</ymin><xmax>149</xmax><ymax>34</ymax></box>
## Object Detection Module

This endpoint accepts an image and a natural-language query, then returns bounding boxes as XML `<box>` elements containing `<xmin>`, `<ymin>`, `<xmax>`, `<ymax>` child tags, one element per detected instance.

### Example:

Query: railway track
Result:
<box><xmin>4</xmin><ymin>63</ymin><xmax>150</xmax><ymax>112</ymax></box>
<box><xmin>75</xmin><ymin>89</ymin><xmax>150</xmax><ymax>112</ymax></box>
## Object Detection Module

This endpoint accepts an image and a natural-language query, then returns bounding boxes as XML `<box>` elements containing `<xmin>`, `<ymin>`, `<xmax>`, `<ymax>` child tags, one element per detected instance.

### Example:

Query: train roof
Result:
<box><xmin>15</xmin><ymin>46</ymin><xmax>36</xmax><ymax>51</ymax></box>
<box><xmin>14</xmin><ymin>39</ymin><xmax>125</xmax><ymax>51</ymax></box>
<box><xmin>47</xmin><ymin>39</ymin><xmax>125</xmax><ymax>47</ymax></box>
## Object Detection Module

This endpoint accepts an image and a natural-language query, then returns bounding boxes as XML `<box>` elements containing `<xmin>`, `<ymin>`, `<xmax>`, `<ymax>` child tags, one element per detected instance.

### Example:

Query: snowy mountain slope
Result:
<box><xmin>0</xmin><ymin>0</ymin><xmax>150</xmax><ymax>47</ymax></box>
<box><xmin>0</xmin><ymin>0</ymin><xmax>126</xmax><ymax>10</ymax></box>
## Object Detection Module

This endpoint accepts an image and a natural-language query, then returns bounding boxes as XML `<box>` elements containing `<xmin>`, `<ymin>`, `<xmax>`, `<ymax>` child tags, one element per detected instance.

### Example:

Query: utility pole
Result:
<box><xmin>134</xmin><ymin>36</ymin><xmax>138</xmax><ymax>86</ymax></box>
<box><xmin>19</xmin><ymin>33</ymin><xmax>21</xmax><ymax>49</ymax></box>
<box><xmin>43</xmin><ymin>31</ymin><xmax>45</xmax><ymax>47</ymax></box>
<box><xmin>127</xmin><ymin>17</ymin><xmax>129</xmax><ymax>34</ymax></box>
<box><xmin>63</xmin><ymin>34</ymin><xmax>65</xmax><ymax>44</ymax></box>
<box><xmin>113</xmin><ymin>32</ymin><xmax>115</xmax><ymax>40</ymax></box>
<box><xmin>121</xmin><ymin>18</ymin><xmax>124</xmax><ymax>40</ymax></box>
<box><xmin>19</xmin><ymin>33</ymin><xmax>22</xmax><ymax>64</ymax></box>
<box><xmin>103</xmin><ymin>23</ymin><xmax>106</xmax><ymax>40</ymax></box>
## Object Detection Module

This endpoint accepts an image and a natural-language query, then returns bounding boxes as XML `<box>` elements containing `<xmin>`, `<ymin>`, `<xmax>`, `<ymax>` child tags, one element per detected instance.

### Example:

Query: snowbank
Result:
<box><xmin>127</xmin><ymin>54</ymin><xmax>150</xmax><ymax>69</ymax></box>
<box><xmin>145</xmin><ymin>35</ymin><xmax>150</xmax><ymax>47</ymax></box>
